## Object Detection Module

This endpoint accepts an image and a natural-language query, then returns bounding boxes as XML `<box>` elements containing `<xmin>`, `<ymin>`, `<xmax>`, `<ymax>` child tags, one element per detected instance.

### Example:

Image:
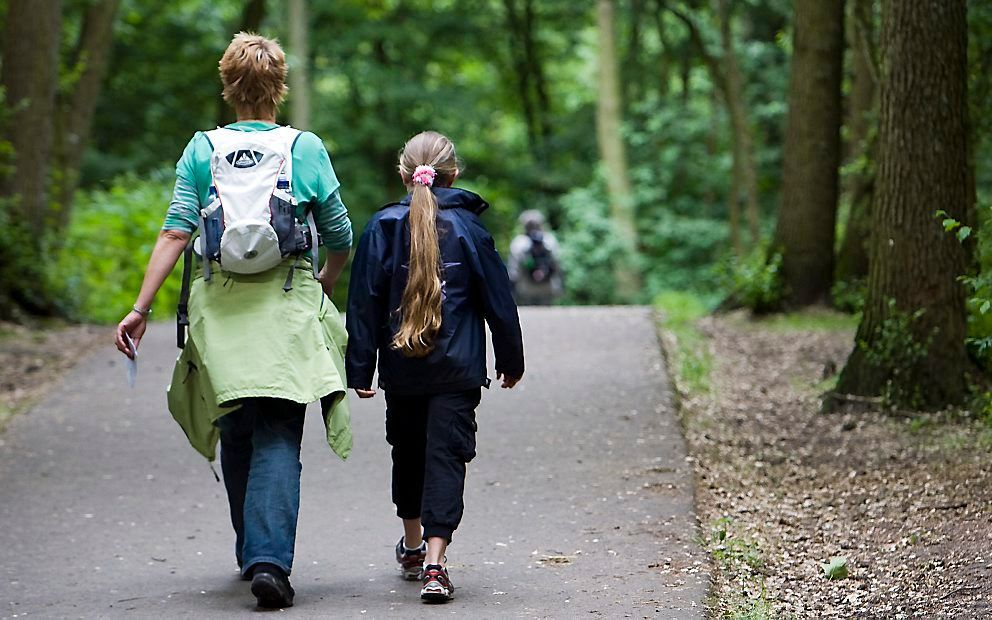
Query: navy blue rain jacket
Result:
<box><xmin>346</xmin><ymin>187</ymin><xmax>525</xmax><ymax>395</ymax></box>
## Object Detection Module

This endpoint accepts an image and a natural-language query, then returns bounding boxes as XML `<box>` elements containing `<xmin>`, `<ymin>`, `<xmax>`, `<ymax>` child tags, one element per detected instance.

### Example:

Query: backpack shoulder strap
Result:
<box><xmin>278</xmin><ymin>127</ymin><xmax>318</xmax><ymax>276</ymax></box>
<box><xmin>277</xmin><ymin>125</ymin><xmax>302</xmax><ymax>180</ymax></box>
<box><xmin>204</xmin><ymin>126</ymin><xmax>236</xmax><ymax>152</ymax></box>
<box><xmin>176</xmin><ymin>241</ymin><xmax>194</xmax><ymax>348</ymax></box>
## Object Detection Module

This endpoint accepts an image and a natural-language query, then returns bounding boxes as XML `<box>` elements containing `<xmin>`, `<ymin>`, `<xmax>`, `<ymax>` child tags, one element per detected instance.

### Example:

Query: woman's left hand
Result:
<box><xmin>115</xmin><ymin>311</ymin><xmax>147</xmax><ymax>359</ymax></box>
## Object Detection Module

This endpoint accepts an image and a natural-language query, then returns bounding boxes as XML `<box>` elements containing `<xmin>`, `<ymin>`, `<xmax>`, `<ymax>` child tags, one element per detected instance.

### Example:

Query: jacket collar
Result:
<box><xmin>390</xmin><ymin>187</ymin><xmax>489</xmax><ymax>215</ymax></box>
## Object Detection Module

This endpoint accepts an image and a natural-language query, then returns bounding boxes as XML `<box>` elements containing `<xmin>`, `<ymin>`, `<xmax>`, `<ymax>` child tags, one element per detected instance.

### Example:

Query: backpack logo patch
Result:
<box><xmin>227</xmin><ymin>150</ymin><xmax>265</xmax><ymax>168</ymax></box>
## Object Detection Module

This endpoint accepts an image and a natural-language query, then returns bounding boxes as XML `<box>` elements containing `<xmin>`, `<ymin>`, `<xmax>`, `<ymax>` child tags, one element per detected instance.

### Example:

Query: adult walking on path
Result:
<box><xmin>0</xmin><ymin>307</ymin><xmax>707</xmax><ymax>618</ymax></box>
<box><xmin>507</xmin><ymin>210</ymin><xmax>564</xmax><ymax>306</ymax></box>
<box><xmin>112</xmin><ymin>32</ymin><xmax>353</xmax><ymax>609</ymax></box>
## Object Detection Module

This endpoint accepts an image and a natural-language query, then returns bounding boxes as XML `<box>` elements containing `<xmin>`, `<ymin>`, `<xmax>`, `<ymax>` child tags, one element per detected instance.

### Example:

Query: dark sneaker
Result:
<box><xmin>250</xmin><ymin>563</ymin><xmax>295</xmax><ymax>609</ymax></box>
<box><xmin>395</xmin><ymin>537</ymin><xmax>427</xmax><ymax>581</ymax></box>
<box><xmin>420</xmin><ymin>564</ymin><xmax>454</xmax><ymax>603</ymax></box>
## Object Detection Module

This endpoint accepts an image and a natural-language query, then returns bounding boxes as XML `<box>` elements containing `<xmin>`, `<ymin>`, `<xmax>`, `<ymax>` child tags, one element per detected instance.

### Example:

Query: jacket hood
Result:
<box><xmin>388</xmin><ymin>187</ymin><xmax>489</xmax><ymax>215</ymax></box>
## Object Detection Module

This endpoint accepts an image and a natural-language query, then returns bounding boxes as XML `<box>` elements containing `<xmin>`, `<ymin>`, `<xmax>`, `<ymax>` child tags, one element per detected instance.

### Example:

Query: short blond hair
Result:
<box><xmin>219</xmin><ymin>32</ymin><xmax>288</xmax><ymax>119</ymax></box>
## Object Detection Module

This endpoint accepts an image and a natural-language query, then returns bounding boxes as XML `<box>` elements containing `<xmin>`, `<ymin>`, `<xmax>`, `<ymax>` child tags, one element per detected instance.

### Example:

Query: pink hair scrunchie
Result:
<box><xmin>412</xmin><ymin>164</ymin><xmax>436</xmax><ymax>188</ymax></box>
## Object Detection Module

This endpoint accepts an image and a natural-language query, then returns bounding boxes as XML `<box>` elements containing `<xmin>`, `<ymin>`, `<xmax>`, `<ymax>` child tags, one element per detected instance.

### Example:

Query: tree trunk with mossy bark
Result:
<box><xmin>0</xmin><ymin>0</ymin><xmax>62</xmax><ymax>317</ymax></box>
<box><xmin>53</xmin><ymin>0</ymin><xmax>120</xmax><ymax>237</ymax></box>
<box><xmin>834</xmin><ymin>0</ymin><xmax>973</xmax><ymax>410</ymax></box>
<box><xmin>772</xmin><ymin>0</ymin><xmax>845</xmax><ymax>307</ymax></box>
<box><xmin>288</xmin><ymin>0</ymin><xmax>311</xmax><ymax>130</ymax></box>
<box><xmin>596</xmin><ymin>0</ymin><xmax>641</xmax><ymax>300</ymax></box>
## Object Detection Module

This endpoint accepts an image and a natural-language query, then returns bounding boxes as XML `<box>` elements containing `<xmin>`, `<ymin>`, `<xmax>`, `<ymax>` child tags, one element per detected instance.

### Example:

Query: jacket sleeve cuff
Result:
<box><xmin>495</xmin><ymin>359</ymin><xmax>525</xmax><ymax>379</ymax></box>
<box><xmin>346</xmin><ymin>370</ymin><xmax>375</xmax><ymax>390</ymax></box>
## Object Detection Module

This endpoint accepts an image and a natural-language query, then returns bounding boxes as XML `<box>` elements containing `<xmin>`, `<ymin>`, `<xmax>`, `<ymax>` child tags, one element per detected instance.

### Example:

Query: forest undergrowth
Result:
<box><xmin>656</xmin><ymin>294</ymin><xmax>992</xmax><ymax>619</ymax></box>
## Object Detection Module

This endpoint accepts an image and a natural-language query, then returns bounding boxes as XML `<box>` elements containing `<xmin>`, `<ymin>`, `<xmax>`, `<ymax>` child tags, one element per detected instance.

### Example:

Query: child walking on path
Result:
<box><xmin>346</xmin><ymin>131</ymin><xmax>525</xmax><ymax>603</ymax></box>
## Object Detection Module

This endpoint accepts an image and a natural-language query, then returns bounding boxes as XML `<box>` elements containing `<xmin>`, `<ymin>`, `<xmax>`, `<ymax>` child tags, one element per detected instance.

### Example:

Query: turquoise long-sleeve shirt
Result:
<box><xmin>162</xmin><ymin>121</ymin><xmax>353</xmax><ymax>251</ymax></box>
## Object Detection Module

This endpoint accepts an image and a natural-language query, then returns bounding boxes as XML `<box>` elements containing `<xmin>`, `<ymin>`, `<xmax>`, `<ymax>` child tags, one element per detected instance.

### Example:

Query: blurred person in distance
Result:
<box><xmin>507</xmin><ymin>209</ymin><xmax>563</xmax><ymax>305</ymax></box>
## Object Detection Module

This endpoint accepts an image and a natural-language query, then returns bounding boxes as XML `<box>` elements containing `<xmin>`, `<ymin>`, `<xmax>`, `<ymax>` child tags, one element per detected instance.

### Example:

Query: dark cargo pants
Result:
<box><xmin>384</xmin><ymin>388</ymin><xmax>482</xmax><ymax>542</ymax></box>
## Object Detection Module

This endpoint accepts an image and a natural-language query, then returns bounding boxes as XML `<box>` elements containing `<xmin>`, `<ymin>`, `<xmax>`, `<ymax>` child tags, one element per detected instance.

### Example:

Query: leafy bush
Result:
<box><xmin>56</xmin><ymin>171</ymin><xmax>181</xmax><ymax>323</ymax></box>
<box><xmin>557</xmin><ymin>184</ymin><xmax>634</xmax><ymax>305</ymax></box>
<box><xmin>718</xmin><ymin>247</ymin><xmax>785</xmax><ymax>313</ymax></box>
<box><xmin>936</xmin><ymin>207</ymin><xmax>992</xmax><ymax>370</ymax></box>
<box><xmin>831</xmin><ymin>278</ymin><xmax>866</xmax><ymax>314</ymax></box>
<box><xmin>557</xmin><ymin>173</ymin><xmax>731</xmax><ymax>306</ymax></box>
<box><xmin>639</xmin><ymin>213</ymin><xmax>728</xmax><ymax>303</ymax></box>
<box><xmin>858</xmin><ymin>299</ymin><xmax>935</xmax><ymax>409</ymax></box>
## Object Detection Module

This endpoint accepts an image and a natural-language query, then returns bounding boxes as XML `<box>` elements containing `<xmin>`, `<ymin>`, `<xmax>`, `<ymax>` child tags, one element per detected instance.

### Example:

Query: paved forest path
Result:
<box><xmin>0</xmin><ymin>307</ymin><xmax>706</xmax><ymax>619</ymax></box>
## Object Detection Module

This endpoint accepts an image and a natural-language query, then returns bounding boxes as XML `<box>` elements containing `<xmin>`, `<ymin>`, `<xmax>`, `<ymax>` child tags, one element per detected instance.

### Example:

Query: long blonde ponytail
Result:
<box><xmin>392</xmin><ymin>131</ymin><xmax>459</xmax><ymax>358</ymax></box>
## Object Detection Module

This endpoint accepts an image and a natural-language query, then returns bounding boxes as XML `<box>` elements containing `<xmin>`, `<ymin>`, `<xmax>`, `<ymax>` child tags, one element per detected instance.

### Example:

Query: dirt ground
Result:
<box><xmin>662</xmin><ymin>311</ymin><xmax>992</xmax><ymax>619</ymax></box>
<box><xmin>0</xmin><ymin>321</ymin><xmax>112</xmax><ymax>430</ymax></box>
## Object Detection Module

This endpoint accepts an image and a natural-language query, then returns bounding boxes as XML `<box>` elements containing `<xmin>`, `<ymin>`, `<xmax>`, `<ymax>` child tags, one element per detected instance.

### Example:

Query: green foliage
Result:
<box><xmin>705</xmin><ymin>517</ymin><xmax>763</xmax><ymax>570</ymax></box>
<box><xmin>656</xmin><ymin>289</ymin><xmax>709</xmax><ymax>325</ymax></box>
<box><xmin>13</xmin><ymin>0</ymin><xmax>988</xmax><ymax>324</ymax></box>
<box><xmin>88</xmin><ymin>1</ymin><xmax>243</xmax><ymax>182</ymax></box>
<box><xmin>747</xmin><ymin>309</ymin><xmax>859</xmax><ymax>333</ymax></box>
<box><xmin>969</xmin><ymin>2</ymin><xmax>992</xmax><ymax>189</ymax></box>
<box><xmin>821</xmin><ymin>556</ymin><xmax>849</xmax><ymax>580</ymax></box>
<box><xmin>0</xmin><ymin>86</ymin><xmax>53</xmax><ymax>318</ymax></box>
<box><xmin>639</xmin><ymin>213</ymin><xmax>729</xmax><ymax>303</ymax></box>
<box><xmin>719</xmin><ymin>247</ymin><xmax>785</xmax><ymax>313</ymax></box>
<box><xmin>0</xmin><ymin>88</ymin><xmax>20</xmax><ymax>315</ymax></box>
<box><xmin>858</xmin><ymin>299</ymin><xmax>935</xmax><ymax>409</ymax></box>
<box><xmin>831</xmin><ymin>278</ymin><xmax>866</xmax><ymax>314</ymax></box>
<box><xmin>60</xmin><ymin>1</ymin><xmax>796</xmax><ymax>315</ymax></box>
<box><xmin>724</xmin><ymin>590</ymin><xmax>775</xmax><ymax>620</ymax></box>
<box><xmin>655</xmin><ymin>291</ymin><xmax>712</xmax><ymax>395</ymax></box>
<box><xmin>56</xmin><ymin>171</ymin><xmax>180</xmax><ymax>323</ymax></box>
<box><xmin>557</xmin><ymin>184</ymin><xmax>631</xmax><ymax>305</ymax></box>
<box><xmin>934</xmin><ymin>207</ymin><xmax>992</xmax><ymax>370</ymax></box>
<box><xmin>703</xmin><ymin>518</ymin><xmax>771</xmax><ymax>620</ymax></box>
<box><xmin>966</xmin><ymin>391</ymin><xmax>992</xmax><ymax>432</ymax></box>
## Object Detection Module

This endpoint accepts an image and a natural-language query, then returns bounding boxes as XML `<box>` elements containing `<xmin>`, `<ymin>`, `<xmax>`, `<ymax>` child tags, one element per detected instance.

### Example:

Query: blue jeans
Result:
<box><xmin>217</xmin><ymin>398</ymin><xmax>306</xmax><ymax>576</ymax></box>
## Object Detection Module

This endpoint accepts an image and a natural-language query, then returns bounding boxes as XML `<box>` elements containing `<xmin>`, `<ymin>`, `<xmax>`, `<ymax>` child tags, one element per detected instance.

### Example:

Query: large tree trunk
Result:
<box><xmin>835</xmin><ymin>0</ymin><xmax>972</xmax><ymax>410</ymax></box>
<box><xmin>0</xmin><ymin>0</ymin><xmax>62</xmax><ymax>316</ymax></box>
<box><xmin>54</xmin><ymin>0</ymin><xmax>120</xmax><ymax>234</ymax></box>
<box><xmin>1</xmin><ymin>0</ymin><xmax>62</xmax><ymax>236</ymax></box>
<box><xmin>772</xmin><ymin>0</ymin><xmax>845</xmax><ymax>306</ymax></box>
<box><xmin>596</xmin><ymin>0</ymin><xmax>641</xmax><ymax>299</ymax></box>
<box><xmin>288</xmin><ymin>0</ymin><xmax>311</xmax><ymax>129</ymax></box>
<box><xmin>835</xmin><ymin>0</ymin><xmax>877</xmax><ymax>283</ymax></box>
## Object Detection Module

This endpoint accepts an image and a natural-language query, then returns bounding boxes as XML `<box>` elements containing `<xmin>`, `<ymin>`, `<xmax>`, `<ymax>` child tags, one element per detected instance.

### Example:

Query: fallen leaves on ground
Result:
<box><xmin>665</xmin><ymin>311</ymin><xmax>992</xmax><ymax>618</ymax></box>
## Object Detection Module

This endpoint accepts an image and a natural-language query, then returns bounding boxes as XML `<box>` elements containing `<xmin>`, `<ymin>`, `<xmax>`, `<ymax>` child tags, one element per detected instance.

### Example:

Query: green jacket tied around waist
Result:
<box><xmin>166</xmin><ymin>258</ymin><xmax>352</xmax><ymax>461</ymax></box>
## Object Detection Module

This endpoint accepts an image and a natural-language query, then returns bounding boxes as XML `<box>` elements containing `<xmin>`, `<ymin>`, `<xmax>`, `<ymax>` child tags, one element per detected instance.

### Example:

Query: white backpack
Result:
<box><xmin>198</xmin><ymin>125</ymin><xmax>318</xmax><ymax>280</ymax></box>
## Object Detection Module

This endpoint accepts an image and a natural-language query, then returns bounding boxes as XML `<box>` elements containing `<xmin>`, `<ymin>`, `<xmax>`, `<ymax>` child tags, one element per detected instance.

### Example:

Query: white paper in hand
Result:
<box><xmin>123</xmin><ymin>333</ymin><xmax>138</xmax><ymax>388</ymax></box>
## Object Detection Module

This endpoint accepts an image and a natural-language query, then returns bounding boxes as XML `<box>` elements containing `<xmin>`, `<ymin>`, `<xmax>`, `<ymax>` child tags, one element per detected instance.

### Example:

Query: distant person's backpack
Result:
<box><xmin>523</xmin><ymin>230</ymin><xmax>556</xmax><ymax>283</ymax></box>
<box><xmin>198</xmin><ymin>126</ymin><xmax>317</xmax><ymax>279</ymax></box>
